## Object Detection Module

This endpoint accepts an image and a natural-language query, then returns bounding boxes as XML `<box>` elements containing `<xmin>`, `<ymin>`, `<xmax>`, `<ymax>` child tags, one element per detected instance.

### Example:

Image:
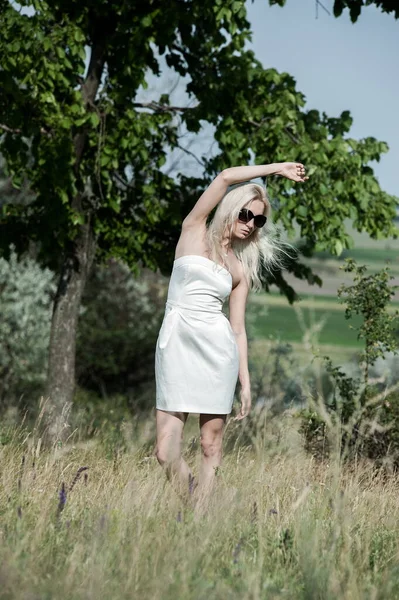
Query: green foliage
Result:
<box><xmin>76</xmin><ymin>259</ymin><xmax>167</xmax><ymax>406</ymax></box>
<box><xmin>0</xmin><ymin>247</ymin><xmax>55</xmax><ymax>408</ymax></box>
<box><xmin>338</xmin><ymin>259</ymin><xmax>399</xmax><ymax>388</ymax></box>
<box><xmin>333</xmin><ymin>0</ymin><xmax>399</xmax><ymax>21</ymax></box>
<box><xmin>0</xmin><ymin>0</ymin><xmax>397</xmax><ymax>291</ymax></box>
<box><xmin>300</xmin><ymin>260</ymin><xmax>399</xmax><ymax>466</ymax></box>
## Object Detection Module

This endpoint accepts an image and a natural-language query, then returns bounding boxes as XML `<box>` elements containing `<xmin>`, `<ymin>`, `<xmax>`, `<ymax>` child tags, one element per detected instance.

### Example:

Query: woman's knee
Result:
<box><xmin>155</xmin><ymin>437</ymin><xmax>181</xmax><ymax>467</ymax></box>
<box><xmin>155</xmin><ymin>444</ymin><xmax>168</xmax><ymax>466</ymax></box>
<box><xmin>155</xmin><ymin>410</ymin><xmax>186</xmax><ymax>467</ymax></box>
<box><xmin>200</xmin><ymin>436</ymin><xmax>223</xmax><ymax>458</ymax></box>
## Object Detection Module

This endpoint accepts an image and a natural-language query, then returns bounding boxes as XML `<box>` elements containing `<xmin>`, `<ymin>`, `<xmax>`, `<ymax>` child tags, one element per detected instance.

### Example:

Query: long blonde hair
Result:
<box><xmin>206</xmin><ymin>183</ymin><xmax>291</xmax><ymax>291</ymax></box>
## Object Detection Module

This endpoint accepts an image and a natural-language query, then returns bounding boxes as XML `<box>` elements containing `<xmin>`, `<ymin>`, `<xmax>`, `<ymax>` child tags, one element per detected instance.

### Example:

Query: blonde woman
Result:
<box><xmin>155</xmin><ymin>162</ymin><xmax>308</xmax><ymax>505</ymax></box>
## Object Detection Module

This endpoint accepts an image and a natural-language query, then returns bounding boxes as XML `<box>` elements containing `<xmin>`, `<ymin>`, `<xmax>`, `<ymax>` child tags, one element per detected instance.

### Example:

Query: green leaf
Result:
<box><xmin>109</xmin><ymin>197</ymin><xmax>121</xmax><ymax>213</ymax></box>
<box><xmin>74</xmin><ymin>29</ymin><xmax>85</xmax><ymax>43</ymax></box>
<box><xmin>71</xmin><ymin>212</ymin><xmax>85</xmax><ymax>225</ymax></box>
<box><xmin>297</xmin><ymin>205</ymin><xmax>307</xmax><ymax>218</ymax></box>
<box><xmin>335</xmin><ymin>240</ymin><xmax>343</xmax><ymax>256</ymax></box>
<box><xmin>90</xmin><ymin>112</ymin><xmax>100</xmax><ymax>127</ymax></box>
<box><xmin>59</xmin><ymin>190</ymin><xmax>69</xmax><ymax>204</ymax></box>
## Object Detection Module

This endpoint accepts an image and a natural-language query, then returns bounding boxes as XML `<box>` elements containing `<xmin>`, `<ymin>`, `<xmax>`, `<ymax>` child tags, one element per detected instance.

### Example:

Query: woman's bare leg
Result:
<box><xmin>155</xmin><ymin>409</ymin><xmax>196</xmax><ymax>502</ymax></box>
<box><xmin>195</xmin><ymin>413</ymin><xmax>226</xmax><ymax>509</ymax></box>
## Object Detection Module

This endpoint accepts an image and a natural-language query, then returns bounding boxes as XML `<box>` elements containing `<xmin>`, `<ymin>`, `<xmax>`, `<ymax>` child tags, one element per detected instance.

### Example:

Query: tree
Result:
<box><xmin>1</xmin><ymin>0</ymin><xmax>397</xmax><ymax>438</ymax></box>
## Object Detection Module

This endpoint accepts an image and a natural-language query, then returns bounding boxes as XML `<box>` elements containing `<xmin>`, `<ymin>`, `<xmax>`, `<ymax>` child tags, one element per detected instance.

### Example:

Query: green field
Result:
<box><xmin>313</xmin><ymin>245</ymin><xmax>398</xmax><ymax>265</ymax></box>
<box><xmin>341</xmin><ymin>246</ymin><xmax>399</xmax><ymax>265</ymax></box>
<box><xmin>248</xmin><ymin>295</ymin><xmax>363</xmax><ymax>348</ymax></box>
<box><xmin>248</xmin><ymin>291</ymin><xmax>399</xmax><ymax>353</ymax></box>
<box><xmin>247</xmin><ymin>225</ymin><xmax>399</xmax><ymax>352</ymax></box>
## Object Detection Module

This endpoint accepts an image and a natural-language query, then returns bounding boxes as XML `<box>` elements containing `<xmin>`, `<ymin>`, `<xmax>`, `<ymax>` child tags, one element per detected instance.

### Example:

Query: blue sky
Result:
<box><xmin>247</xmin><ymin>0</ymin><xmax>399</xmax><ymax>198</ymax></box>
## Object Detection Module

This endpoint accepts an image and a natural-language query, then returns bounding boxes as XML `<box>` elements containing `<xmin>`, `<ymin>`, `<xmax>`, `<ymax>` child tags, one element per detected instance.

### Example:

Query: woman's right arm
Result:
<box><xmin>183</xmin><ymin>162</ymin><xmax>307</xmax><ymax>227</ymax></box>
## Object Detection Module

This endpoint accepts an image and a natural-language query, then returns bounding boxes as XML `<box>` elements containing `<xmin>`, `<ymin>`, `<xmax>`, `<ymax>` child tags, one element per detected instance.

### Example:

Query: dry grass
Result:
<box><xmin>1</xmin><ymin>414</ymin><xmax>399</xmax><ymax>600</ymax></box>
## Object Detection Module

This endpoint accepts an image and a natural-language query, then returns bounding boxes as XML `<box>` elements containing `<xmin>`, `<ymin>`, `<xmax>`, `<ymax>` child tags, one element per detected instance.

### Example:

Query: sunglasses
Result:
<box><xmin>238</xmin><ymin>208</ymin><xmax>267</xmax><ymax>228</ymax></box>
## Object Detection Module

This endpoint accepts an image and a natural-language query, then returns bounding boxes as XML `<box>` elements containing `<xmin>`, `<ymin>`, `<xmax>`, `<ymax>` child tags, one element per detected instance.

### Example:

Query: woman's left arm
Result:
<box><xmin>229</xmin><ymin>275</ymin><xmax>251</xmax><ymax>420</ymax></box>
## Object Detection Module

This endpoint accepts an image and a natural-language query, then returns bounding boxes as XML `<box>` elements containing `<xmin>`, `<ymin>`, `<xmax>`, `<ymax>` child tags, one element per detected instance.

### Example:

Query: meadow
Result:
<box><xmin>1</xmin><ymin>414</ymin><xmax>399</xmax><ymax>600</ymax></box>
<box><xmin>1</xmin><ymin>230</ymin><xmax>398</xmax><ymax>600</ymax></box>
<box><xmin>247</xmin><ymin>230</ymin><xmax>399</xmax><ymax>358</ymax></box>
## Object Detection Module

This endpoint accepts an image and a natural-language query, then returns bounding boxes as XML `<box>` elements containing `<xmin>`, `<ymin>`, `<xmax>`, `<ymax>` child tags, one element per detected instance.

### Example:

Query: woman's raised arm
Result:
<box><xmin>182</xmin><ymin>162</ymin><xmax>307</xmax><ymax>226</ymax></box>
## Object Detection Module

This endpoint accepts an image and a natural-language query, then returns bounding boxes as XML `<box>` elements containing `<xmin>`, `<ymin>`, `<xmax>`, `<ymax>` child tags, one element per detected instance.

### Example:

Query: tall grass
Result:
<box><xmin>1</xmin><ymin>413</ymin><xmax>399</xmax><ymax>599</ymax></box>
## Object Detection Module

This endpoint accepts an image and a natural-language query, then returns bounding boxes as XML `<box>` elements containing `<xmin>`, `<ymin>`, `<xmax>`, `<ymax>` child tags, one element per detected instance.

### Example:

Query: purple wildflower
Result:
<box><xmin>188</xmin><ymin>474</ymin><xmax>196</xmax><ymax>496</ymax></box>
<box><xmin>269</xmin><ymin>508</ymin><xmax>278</xmax><ymax>515</ymax></box>
<box><xmin>233</xmin><ymin>537</ymin><xmax>244</xmax><ymax>564</ymax></box>
<box><xmin>58</xmin><ymin>482</ymin><xmax>67</xmax><ymax>514</ymax></box>
<box><xmin>176</xmin><ymin>511</ymin><xmax>182</xmax><ymax>523</ymax></box>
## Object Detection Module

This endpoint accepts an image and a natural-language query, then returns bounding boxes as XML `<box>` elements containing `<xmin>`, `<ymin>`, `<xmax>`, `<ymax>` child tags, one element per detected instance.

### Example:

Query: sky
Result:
<box><xmin>246</xmin><ymin>0</ymin><xmax>399</xmax><ymax>198</ymax></box>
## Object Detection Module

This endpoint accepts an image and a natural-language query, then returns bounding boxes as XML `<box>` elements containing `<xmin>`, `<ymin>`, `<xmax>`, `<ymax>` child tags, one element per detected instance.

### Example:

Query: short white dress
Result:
<box><xmin>155</xmin><ymin>255</ymin><xmax>239</xmax><ymax>414</ymax></box>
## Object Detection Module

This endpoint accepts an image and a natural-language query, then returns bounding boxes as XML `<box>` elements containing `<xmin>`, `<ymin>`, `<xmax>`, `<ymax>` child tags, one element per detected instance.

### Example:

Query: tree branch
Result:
<box><xmin>248</xmin><ymin>118</ymin><xmax>301</xmax><ymax>145</ymax></box>
<box><xmin>176</xmin><ymin>142</ymin><xmax>205</xmax><ymax>167</ymax></box>
<box><xmin>0</xmin><ymin>123</ymin><xmax>51</xmax><ymax>137</ymax></box>
<box><xmin>132</xmin><ymin>101</ymin><xmax>192</xmax><ymax>113</ymax></box>
<box><xmin>73</xmin><ymin>38</ymin><xmax>107</xmax><ymax>168</ymax></box>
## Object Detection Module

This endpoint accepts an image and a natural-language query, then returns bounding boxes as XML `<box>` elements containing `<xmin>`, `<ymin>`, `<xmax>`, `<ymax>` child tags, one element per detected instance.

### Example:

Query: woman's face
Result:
<box><xmin>231</xmin><ymin>199</ymin><xmax>266</xmax><ymax>240</ymax></box>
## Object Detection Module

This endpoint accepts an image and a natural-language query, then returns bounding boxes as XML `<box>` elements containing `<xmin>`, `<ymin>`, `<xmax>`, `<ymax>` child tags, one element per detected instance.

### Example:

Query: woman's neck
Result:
<box><xmin>221</xmin><ymin>236</ymin><xmax>232</xmax><ymax>255</ymax></box>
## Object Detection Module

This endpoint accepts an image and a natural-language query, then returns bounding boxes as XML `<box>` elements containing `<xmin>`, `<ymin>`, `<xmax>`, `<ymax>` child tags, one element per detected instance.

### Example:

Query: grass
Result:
<box><xmin>1</xmin><ymin>416</ymin><xmax>399</xmax><ymax>599</ymax></box>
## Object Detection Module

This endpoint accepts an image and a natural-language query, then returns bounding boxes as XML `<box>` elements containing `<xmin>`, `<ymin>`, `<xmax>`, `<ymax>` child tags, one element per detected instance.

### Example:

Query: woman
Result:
<box><xmin>155</xmin><ymin>161</ymin><xmax>308</xmax><ymax>506</ymax></box>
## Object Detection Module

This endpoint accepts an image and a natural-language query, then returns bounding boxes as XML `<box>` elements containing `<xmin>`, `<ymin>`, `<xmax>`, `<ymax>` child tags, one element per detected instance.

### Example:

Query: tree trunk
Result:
<box><xmin>45</xmin><ymin>222</ymin><xmax>95</xmax><ymax>440</ymax></box>
<box><xmin>43</xmin><ymin>35</ymin><xmax>107</xmax><ymax>441</ymax></box>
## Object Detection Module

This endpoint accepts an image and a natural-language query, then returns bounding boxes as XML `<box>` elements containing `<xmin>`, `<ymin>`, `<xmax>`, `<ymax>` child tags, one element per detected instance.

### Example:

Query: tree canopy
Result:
<box><xmin>1</xmin><ymin>0</ymin><xmax>397</xmax><ymax>285</ymax></box>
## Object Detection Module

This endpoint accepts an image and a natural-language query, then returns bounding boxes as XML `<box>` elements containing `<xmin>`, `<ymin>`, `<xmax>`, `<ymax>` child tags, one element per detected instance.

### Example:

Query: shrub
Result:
<box><xmin>0</xmin><ymin>247</ymin><xmax>55</xmax><ymax>412</ymax></box>
<box><xmin>300</xmin><ymin>259</ymin><xmax>399</xmax><ymax>468</ymax></box>
<box><xmin>76</xmin><ymin>259</ymin><xmax>168</xmax><ymax>410</ymax></box>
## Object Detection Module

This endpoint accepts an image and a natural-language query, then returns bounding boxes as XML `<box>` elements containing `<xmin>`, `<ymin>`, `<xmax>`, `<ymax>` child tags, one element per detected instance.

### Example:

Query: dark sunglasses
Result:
<box><xmin>238</xmin><ymin>208</ymin><xmax>267</xmax><ymax>228</ymax></box>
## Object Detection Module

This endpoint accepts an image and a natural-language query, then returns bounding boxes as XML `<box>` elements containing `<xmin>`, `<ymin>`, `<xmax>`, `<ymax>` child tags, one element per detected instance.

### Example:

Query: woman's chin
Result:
<box><xmin>231</xmin><ymin>230</ymin><xmax>251</xmax><ymax>241</ymax></box>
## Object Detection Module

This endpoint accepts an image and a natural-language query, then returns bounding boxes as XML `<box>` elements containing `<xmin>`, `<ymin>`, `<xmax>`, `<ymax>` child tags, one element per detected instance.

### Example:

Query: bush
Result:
<box><xmin>76</xmin><ymin>259</ymin><xmax>168</xmax><ymax>410</ymax></box>
<box><xmin>300</xmin><ymin>260</ymin><xmax>399</xmax><ymax>468</ymax></box>
<box><xmin>0</xmin><ymin>247</ymin><xmax>55</xmax><ymax>411</ymax></box>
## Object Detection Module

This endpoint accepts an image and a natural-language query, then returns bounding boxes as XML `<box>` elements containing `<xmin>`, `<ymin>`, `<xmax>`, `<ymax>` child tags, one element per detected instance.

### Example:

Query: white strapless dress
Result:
<box><xmin>155</xmin><ymin>255</ymin><xmax>239</xmax><ymax>414</ymax></box>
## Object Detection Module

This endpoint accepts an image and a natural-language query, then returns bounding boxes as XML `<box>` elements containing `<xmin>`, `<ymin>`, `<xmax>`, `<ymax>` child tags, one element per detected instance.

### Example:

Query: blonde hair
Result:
<box><xmin>205</xmin><ymin>183</ymin><xmax>292</xmax><ymax>291</ymax></box>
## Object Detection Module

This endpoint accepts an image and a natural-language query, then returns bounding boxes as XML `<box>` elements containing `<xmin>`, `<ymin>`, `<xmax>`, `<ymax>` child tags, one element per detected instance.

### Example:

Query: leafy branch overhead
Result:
<box><xmin>269</xmin><ymin>0</ymin><xmax>399</xmax><ymax>21</ymax></box>
<box><xmin>0</xmin><ymin>0</ymin><xmax>397</xmax><ymax>291</ymax></box>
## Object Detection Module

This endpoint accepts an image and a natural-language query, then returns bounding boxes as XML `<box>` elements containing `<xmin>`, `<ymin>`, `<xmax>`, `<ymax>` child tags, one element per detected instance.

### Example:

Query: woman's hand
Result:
<box><xmin>275</xmin><ymin>162</ymin><xmax>308</xmax><ymax>182</ymax></box>
<box><xmin>234</xmin><ymin>387</ymin><xmax>252</xmax><ymax>421</ymax></box>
